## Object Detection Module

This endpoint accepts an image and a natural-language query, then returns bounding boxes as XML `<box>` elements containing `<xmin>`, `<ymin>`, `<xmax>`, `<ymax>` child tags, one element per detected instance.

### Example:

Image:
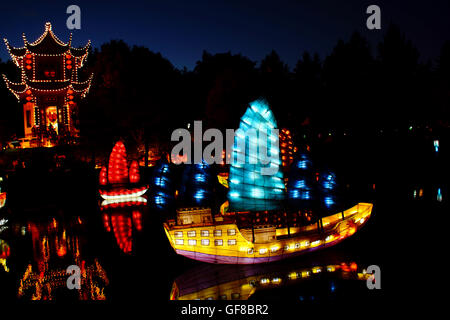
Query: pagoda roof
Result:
<box><xmin>4</xmin><ymin>22</ymin><xmax>90</xmax><ymax>59</ymax></box>
<box><xmin>4</xmin><ymin>40</ymin><xmax>26</xmax><ymax>57</ymax></box>
<box><xmin>2</xmin><ymin>73</ymin><xmax>93</xmax><ymax>100</ymax></box>
<box><xmin>2</xmin><ymin>75</ymin><xmax>26</xmax><ymax>97</ymax></box>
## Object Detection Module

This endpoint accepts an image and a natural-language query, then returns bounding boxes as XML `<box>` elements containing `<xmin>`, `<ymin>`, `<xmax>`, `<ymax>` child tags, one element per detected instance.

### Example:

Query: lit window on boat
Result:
<box><xmin>247</xmin><ymin>248</ymin><xmax>254</xmax><ymax>254</ymax></box>
<box><xmin>327</xmin><ymin>266</ymin><xmax>336</xmax><ymax>272</ymax></box>
<box><xmin>206</xmin><ymin>297</ymin><xmax>213</xmax><ymax>300</ymax></box>
<box><xmin>311</xmin><ymin>240</ymin><xmax>321</xmax><ymax>247</ymax></box>
<box><xmin>188</xmin><ymin>239</ymin><xmax>197</xmax><ymax>246</ymax></box>
<box><xmin>272</xmin><ymin>277</ymin><xmax>281</xmax><ymax>283</ymax></box>
<box><xmin>201</xmin><ymin>239</ymin><xmax>210</xmax><ymax>246</ymax></box>
<box><xmin>301</xmin><ymin>241</ymin><xmax>310</xmax><ymax>247</ymax></box>
<box><xmin>187</xmin><ymin>231</ymin><xmax>196</xmax><ymax>237</ymax></box>
<box><xmin>174</xmin><ymin>231</ymin><xmax>183</xmax><ymax>238</ymax></box>
<box><xmin>312</xmin><ymin>267</ymin><xmax>322</xmax><ymax>273</ymax></box>
<box><xmin>219</xmin><ymin>295</ymin><xmax>227</xmax><ymax>300</ymax></box>
<box><xmin>201</xmin><ymin>230</ymin><xmax>209</xmax><ymax>237</ymax></box>
<box><xmin>294</xmin><ymin>243</ymin><xmax>300</xmax><ymax>249</ymax></box>
<box><xmin>259</xmin><ymin>248</ymin><xmax>268</xmax><ymax>255</ymax></box>
<box><xmin>228</xmin><ymin>239</ymin><xmax>237</xmax><ymax>246</ymax></box>
<box><xmin>175</xmin><ymin>239</ymin><xmax>183</xmax><ymax>245</ymax></box>
<box><xmin>288</xmin><ymin>272</ymin><xmax>298</xmax><ymax>280</ymax></box>
<box><xmin>270</xmin><ymin>246</ymin><xmax>279</xmax><ymax>253</ymax></box>
<box><xmin>227</xmin><ymin>229</ymin><xmax>236</xmax><ymax>236</ymax></box>
<box><xmin>214</xmin><ymin>239</ymin><xmax>223</xmax><ymax>246</ymax></box>
<box><xmin>260</xmin><ymin>278</ymin><xmax>270</xmax><ymax>284</ymax></box>
<box><xmin>214</xmin><ymin>230</ymin><xmax>222</xmax><ymax>237</ymax></box>
<box><xmin>231</xmin><ymin>293</ymin><xmax>240</xmax><ymax>300</ymax></box>
<box><xmin>284</xmin><ymin>245</ymin><xmax>290</xmax><ymax>251</ymax></box>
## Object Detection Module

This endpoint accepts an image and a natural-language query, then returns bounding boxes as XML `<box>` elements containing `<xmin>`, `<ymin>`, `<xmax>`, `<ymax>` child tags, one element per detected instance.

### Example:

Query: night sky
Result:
<box><xmin>0</xmin><ymin>0</ymin><xmax>449</xmax><ymax>70</ymax></box>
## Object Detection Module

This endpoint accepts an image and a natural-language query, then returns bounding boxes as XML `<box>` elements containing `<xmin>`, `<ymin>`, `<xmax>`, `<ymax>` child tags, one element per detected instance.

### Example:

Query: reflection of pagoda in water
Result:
<box><xmin>3</xmin><ymin>22</ymin><xmax>92</xmax><ymax>147</ymax></box>
<box><xmin>17</xmin><ymin>217</ymin><xmax>108</xmax><ymax>300</ymax></box>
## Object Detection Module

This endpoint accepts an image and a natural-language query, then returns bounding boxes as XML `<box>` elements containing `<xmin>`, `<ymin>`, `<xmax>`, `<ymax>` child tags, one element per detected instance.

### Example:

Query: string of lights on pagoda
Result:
<box><xmin>2</xmin><ymin>22</ymin><xmax>92</xmax><ymax>147</ymax></box>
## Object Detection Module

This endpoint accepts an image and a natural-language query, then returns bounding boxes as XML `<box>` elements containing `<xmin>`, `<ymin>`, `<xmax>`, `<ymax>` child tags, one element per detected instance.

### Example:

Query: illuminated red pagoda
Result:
<box><xmin>2</xmin><ymin>22</ymin><xmax>92</xmax><ymax>147</ymax></box>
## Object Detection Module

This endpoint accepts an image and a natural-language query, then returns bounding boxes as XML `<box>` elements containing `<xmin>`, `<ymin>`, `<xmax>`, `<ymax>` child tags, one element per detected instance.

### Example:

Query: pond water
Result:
<box><xmin>0</xmin><ymin>134</ymin><xmax>447</xmax><ymax>305</ymax></box>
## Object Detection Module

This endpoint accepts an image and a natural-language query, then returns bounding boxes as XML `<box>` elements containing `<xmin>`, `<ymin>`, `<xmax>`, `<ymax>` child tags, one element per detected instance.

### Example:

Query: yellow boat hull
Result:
<box><xmin>164</xmin><ymin>203</ymin><xmax>373</xmax><ymax>264</ymax></box>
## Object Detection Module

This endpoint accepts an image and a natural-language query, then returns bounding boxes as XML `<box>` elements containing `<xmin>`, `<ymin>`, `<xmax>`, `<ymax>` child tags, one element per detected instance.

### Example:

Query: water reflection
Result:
<box><xmin>0</xmin><ymin>239</ymin><xmax>10</xmax><ymax>272</ymax></box>
<box><xmin>170</xmin><ymin>255</ymin><xmax>371</xmax><ymax>300</ymax></box>
<box><xmin>15</xmin><ymin>217</ymin><xmax>109</xmax><ymax>300</ymax></box>
<box><xmin>411</xmin><ymin>186</ymin><xmax>445</xmax><ymax>202</ymax></box>
<box><xmin>100</xmin><ymin>196</ymin><xmax>146</xmax><ymax>254</ymax></box>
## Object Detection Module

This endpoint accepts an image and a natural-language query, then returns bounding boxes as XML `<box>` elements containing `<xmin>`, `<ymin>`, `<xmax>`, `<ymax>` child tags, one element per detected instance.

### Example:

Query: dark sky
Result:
<box><xmin>1</xmin><ymin>0</ymin><xmax>449</xmax><ymax>70</ymax></box>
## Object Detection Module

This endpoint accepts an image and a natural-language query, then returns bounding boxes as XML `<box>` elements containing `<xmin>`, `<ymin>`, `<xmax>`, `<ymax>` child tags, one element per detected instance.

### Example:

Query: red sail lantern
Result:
<box><xmin>107</xmin><ymin>141</ymin><xmax>129</xmax><ymax>184</ymax></box>
<box><xmin>129</xmin><ymin>160</ymin><xmax>140</xmax><ymax>184</ymax></box>
<box><xmin>99</xmin><ymin>166</ymin><xmax>108</xmax><ymax>185</ymax></box>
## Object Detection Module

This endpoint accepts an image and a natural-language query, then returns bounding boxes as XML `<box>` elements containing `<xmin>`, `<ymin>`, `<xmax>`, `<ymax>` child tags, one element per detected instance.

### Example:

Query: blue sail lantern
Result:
<box><xmin>180</xmin><ymin>161</ymin><xmax>213</xmax><ymax>206</ymax></box>
<box><xmin>149</xmin><ymin>160</ymin><xmax>174</xmax><ymax>210</ymax></box>
<box><xmin>287</xmin><ymin>153</ymin><xmax>316</xmax><ymax>208</ymax></box>
<box><xmin>228</xmin><ymin>99</ymin><xmax>285</xmax><ymax>211</ymax></box>
<box><xmin>319</xmin><ymin>171</ymin><xmax>338</xmax><ymax>210</ymax></box>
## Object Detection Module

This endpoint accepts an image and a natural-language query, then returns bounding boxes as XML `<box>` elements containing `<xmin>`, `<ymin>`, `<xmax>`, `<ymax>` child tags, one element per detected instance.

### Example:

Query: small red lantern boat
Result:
<box><xmin>98</xmin><ymin>141</ymin><xmax>148</xmax><ymax>200</ymax></box>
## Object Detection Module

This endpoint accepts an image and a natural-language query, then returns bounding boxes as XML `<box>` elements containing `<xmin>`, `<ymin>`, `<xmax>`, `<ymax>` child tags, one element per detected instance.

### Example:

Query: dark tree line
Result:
<box><xmin>1</xmin><ymin>24</ymin><xmax>449</xmax><ymax>150</ymax></box>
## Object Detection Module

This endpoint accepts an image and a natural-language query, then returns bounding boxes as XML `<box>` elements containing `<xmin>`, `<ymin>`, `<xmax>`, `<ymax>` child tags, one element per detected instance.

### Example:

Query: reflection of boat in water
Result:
<box><xmin>17</xmin><ymin>217</ymin><xmax>109</xmax><ymax>300</ymax></box>
<box><xmin>98</xmin><ymin>141</ymin><xmax>148</xmax><ymax>200</ymax></box>
<box><xmin>100</xmin><ymin>196</ymin><xmax>146</xmax><ymax>254</ymax></box>
<box><xmin>164</xmin><ymin>99</ymin><xmax>373</xmax><ymax>264</ymax></box>
<box><xmin>170</xmin><ymin>257</ymin><xmax>372</xmax><ymax>300</ymax></box>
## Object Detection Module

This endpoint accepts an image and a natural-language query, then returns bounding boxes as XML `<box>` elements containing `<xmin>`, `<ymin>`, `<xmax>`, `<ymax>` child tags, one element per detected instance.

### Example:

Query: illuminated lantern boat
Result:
<box><xmin>98</xmin><ymin>141</ymin><xmax>149</xmax><ymax>200</ymax></box>
<box><xmin>164</xmin><ymin>99</ymin><xmax>373</xmax><ymax>264</ymax></box>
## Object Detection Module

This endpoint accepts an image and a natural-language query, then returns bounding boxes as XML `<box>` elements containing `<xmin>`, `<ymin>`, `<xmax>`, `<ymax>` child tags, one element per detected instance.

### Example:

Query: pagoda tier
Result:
<box><xmin>4</xmin><ymin>22</ymin><xmax>90</xmax><ymax>66</ymax></box>
<box><xmin>2</xmin><ymin>22</ymin><xmax>92</xmax><ymax>147</ymax></box>
<box><xmin>2</xmin><ymin>74</ymin><xmax>92</xmax><ymax>101</ymax></box>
